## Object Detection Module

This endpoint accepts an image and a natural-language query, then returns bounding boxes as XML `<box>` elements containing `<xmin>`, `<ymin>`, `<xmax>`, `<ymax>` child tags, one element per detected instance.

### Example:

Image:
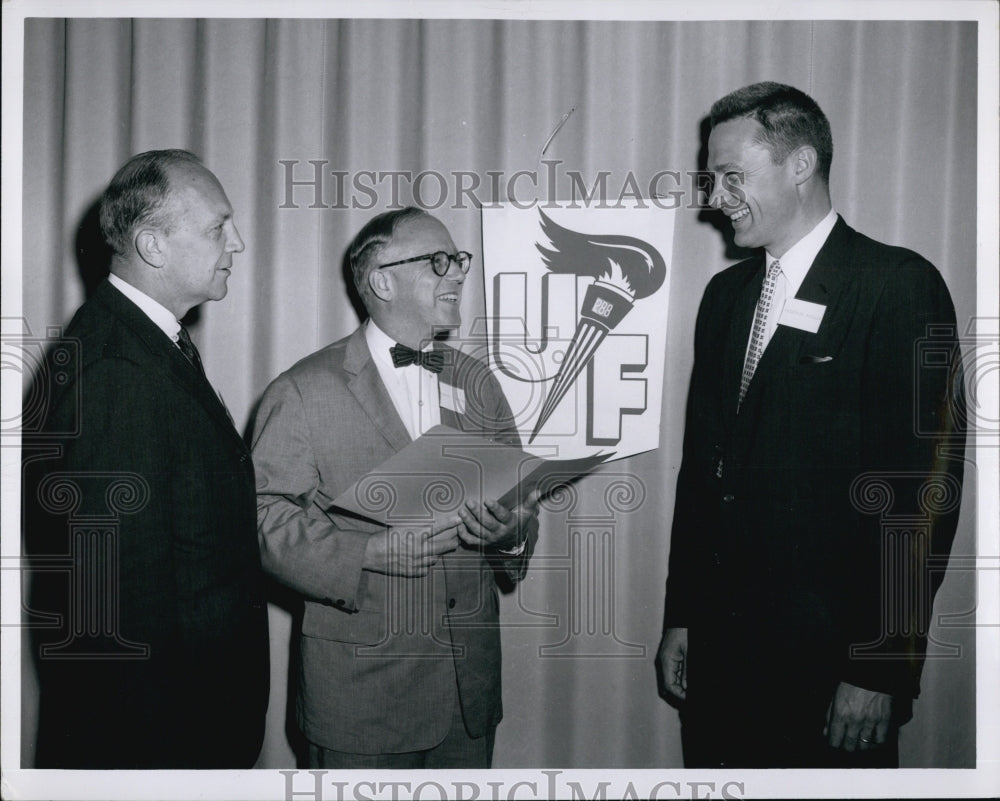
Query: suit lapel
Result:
<box><xmin>788</xmin><ymin>216</ymin><xmax>854</xmax><ymax>355</ymax></box>
<box><xmin>438</xmin><ymin>400</ymin><xmax>462</xmax><ymax>432</ymax></box>
<box><xmin>343</xmin><ymin>326</ymin><xmax>412</xmax><ymax>452</ymax></box>
<box><xmin>737</xmin><ymin>217</ymin><xmax>855</xmax><ymax>409</ymax></box>
<box><xmin>756</xmin><ymin>217</ymin><xmax>853</xmax><ymax>376</ymax></box>
<box><xmin>96</xmin><ymin>281</ymin><xmax>244</xmax><ymax>444</ymax></box>
<box><xmin>434</xmin><ymin>342</ymin><xmax>465</xmax><ymax>431</ymax></box>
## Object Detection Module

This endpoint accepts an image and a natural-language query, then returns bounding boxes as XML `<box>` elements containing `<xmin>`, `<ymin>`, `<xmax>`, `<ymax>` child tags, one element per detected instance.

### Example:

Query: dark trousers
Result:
<box><xmin>681</xmin><ymin>704</ymin><xmax>900</xmax><ymax>769</ymax></box>
<box><xmin>681</xmin><ymin>624</ymin><xmax>901</xmax><ymax>768</ymax></box>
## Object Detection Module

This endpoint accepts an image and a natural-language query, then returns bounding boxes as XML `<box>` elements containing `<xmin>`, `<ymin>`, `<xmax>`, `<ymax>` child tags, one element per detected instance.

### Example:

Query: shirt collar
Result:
<box><xmin>107</xmin><ymin>273</ymin><xmax>181</xmax><ymax>341</ymax></box>
<box><xmin>765</xmin><ymin>208</ymin><xmax>838</xmax><ymax>297</ymax></box>
<box><xmin>365</xmin><ymin>319</ymin><xmax>436</xmax><ymax>366</ymax></box>
<box><xmin>365</xmin><ymin>319</ymin><xmax>399</xmax><ymax>372</ymax></box>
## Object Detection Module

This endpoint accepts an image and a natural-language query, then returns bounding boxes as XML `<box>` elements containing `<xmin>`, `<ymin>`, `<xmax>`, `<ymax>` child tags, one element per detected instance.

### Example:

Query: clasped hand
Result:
<box><xmin>456</xmin><ymin>489</ymin><xmax>540</xmax><ymax>551</ymax></box>
<box><xmin>656</xmin><ymin>627</ymin><xmax>688</xmax><ymax>702</ymax></box>
<box><xmin>824</xmin><ymin>681</ymin><xmax>893</xmax><ymax>752</ymax></box>
<box><xmin>363</xmin><ymin>491</ymin><xmax>540</xmax><ymax>577</ymax></box>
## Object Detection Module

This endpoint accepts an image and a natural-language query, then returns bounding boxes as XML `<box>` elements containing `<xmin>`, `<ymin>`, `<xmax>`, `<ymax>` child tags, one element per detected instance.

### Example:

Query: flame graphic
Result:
<box><xmin>598</xmin><ymin>260</ymin><xmax>634</xmax><ymax>295</ymax></box>
<box><xmin>530</xmin><ymin>210</ymin><xmax>666</xmax><ymax>443</ymax></box>
<box><xmin>535</xmin><ymin>210</ymin><xmax>665</xmax><ymax>298</ymax></box>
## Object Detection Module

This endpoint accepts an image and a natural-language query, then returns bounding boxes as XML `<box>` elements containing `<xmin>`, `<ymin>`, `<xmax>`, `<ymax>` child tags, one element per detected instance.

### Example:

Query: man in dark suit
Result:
<box><xmin>24</xmin><ymin>150</ymin><xmax>269</xmax><ymax>768</ymax></box>
<box><xmin>252</xmin><ymin>207</ymin><xmax>539</xmax><ymax>768</ymax></box>
<box><xmin>656</xmin><ymin>83</ymin><xmax>965</xmax><ymax>768</ymax></box>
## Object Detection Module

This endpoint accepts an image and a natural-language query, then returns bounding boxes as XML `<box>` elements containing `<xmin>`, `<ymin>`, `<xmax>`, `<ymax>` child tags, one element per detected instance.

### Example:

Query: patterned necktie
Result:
<box><xmin>176</xmin><ymin>325</ymin><xmax>207</xmax><ymax>378</ymax></box>
<box><xmin>738</xmin><ymin>259</ymin><xmax>782</xmax><ymax>410</ymax></box>
<box><xmin>176</xmin><ymin>325</ymin><xmax>238</xmax><ymax>428</ymax></box>
<box><xmin>390</xmin><ymin>343</ymin><xmax>444</xmax><ymax>373</ymax></box>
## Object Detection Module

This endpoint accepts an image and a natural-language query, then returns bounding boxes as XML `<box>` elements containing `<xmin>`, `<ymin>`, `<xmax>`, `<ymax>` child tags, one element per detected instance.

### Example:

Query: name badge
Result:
<box><xmin>440</xmin><ymin>384</ymin><xmax>466</xmax><ymax>415</ymax></box>
<box><xmin>779</xmin><ymin>298</ymin><xmax>826</xmax><ymax>333</ymax></box>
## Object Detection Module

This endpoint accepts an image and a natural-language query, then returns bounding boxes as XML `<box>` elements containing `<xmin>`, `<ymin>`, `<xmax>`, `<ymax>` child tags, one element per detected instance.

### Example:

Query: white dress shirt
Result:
<box><xmin>753</xmin><ymin>208</ymin><xmax>838</xmax><ymax>353</ymax></box>
<box><xmin>365</xmin><ymin>320</ymin><xmax>441</xmax><ymax>440</ymax></box>
<box><xmin>108</xmin><ymin>272</ymin><xmax>183</xmax><ymax>345</ymax></box>
<box><xmin>365</xmin><ymin>321</ymin><xmax>527</xmax><ymax>552</ymax></box>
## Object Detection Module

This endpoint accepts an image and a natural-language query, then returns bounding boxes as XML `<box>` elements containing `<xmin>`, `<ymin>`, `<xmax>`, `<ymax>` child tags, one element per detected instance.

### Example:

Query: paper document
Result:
<box><xmin>331</xmin><ymin>425</ymin><xmax>609</xmax><ymax>527</ymax></box>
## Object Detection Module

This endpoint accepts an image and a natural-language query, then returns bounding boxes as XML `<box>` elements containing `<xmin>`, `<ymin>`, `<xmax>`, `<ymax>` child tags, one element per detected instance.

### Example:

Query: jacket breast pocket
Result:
<box><xmin>783</xmin><ymin>361</ymin><xmax>860</xmax><ymax>463</ymax></box>
<box><xmin>785</xmin><ymin>359</ymin><xmax>852</xmax><ymax>412</ymax></box>
<box><xmin>301</xmin><ymin>601</ymin><xmax>388</xmax><ymax>645</ymax></box>
<box><xmin>787</xmin><ymin>358</ymin><xmax>844</xmax><ymax>383</ymax></box>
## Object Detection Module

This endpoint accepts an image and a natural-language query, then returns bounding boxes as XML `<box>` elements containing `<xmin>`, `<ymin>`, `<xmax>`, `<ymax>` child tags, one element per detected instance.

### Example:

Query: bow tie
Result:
<box><xmin>390</xmin><ymin>343</ymin><xmax>444</xmax><ymax>373</ymax></box>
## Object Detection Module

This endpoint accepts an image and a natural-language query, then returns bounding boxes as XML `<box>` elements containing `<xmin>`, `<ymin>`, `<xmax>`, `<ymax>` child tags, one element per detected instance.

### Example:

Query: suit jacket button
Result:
<box><xmin>448</xmin><ymin>598</ymin><xmax>457</xmax><ymax>609</ymax></box>
<box><xmin>723</xmin><ymin>494</ymin><xmax>735</xmax><ymax>503</ymax></box>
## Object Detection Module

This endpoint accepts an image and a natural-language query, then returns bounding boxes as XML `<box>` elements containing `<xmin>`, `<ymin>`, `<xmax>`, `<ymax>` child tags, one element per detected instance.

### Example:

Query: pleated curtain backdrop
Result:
<box><xmin>19</xmin><ymin>18</ymin><xmax>977</xmax><ymax>769</ymax></box>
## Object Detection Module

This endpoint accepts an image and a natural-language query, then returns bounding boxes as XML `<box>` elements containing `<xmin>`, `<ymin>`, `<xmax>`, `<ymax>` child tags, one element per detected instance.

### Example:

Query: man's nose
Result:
<box><xmin>228</xmin><ymin>223</ymin><xmax>246</xmax><ymax>253</ymax></box>
<box><xmin>445</xmin><ymin>256</ymin><xmax>466</xmax><ymax>281</ymax></box>
<box><xmin>707</xmin><ymin>180</ymin><xmax>725</xmax><ymax>210</ymax></box>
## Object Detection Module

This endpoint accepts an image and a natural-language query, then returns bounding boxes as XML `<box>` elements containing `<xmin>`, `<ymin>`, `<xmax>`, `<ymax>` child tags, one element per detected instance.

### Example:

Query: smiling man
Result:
<box><xmin>252</xmin><ymin>207</ymin><xmax>539</xmax><ymax>768</ymax></box>
<box><xmin>26</xmin><ymin>150</ymin><xmax>269</xmax><ymax>768</ymax></box>
<box><xmin>656</xmin><ymin>83</ymin><xmax>965</xmax><ymax>767</ymax></box>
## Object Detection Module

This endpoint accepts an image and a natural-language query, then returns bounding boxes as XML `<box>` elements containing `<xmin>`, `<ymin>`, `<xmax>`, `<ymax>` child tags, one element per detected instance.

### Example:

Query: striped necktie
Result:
<box><xmin>177</xmin><ymin>325</ymin><xmax>239</xmax><ymax>428</ymax></box>
<box><xmin>176</xmin><ymin>325</ymin><xmax>207</xmax><ymax>379</ymax></box>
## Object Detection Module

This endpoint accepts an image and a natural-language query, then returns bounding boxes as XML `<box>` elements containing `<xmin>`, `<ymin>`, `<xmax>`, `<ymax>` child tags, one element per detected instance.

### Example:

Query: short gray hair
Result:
<box><xmin>99</xmin><ymin>149</ymin><xmax>203</xmax><ymax>256</ymax></box>
<box><xmin>347</xmin><ymin>207</ymin><xmax>429</xmax><ymax>307</ymax></box>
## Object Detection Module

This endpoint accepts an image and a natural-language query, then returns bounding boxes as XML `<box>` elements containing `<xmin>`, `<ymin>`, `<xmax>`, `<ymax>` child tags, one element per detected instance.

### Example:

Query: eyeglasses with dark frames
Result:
<box><xmin>376</xmin><ymin>251</ymin><xmax>473</xmax><ymax>277</ymax></box>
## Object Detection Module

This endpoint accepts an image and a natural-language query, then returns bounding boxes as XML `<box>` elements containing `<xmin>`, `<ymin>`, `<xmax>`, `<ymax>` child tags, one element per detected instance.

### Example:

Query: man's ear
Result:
<box><xmin>369</xmin><ymin>268</ymin><xmax>393</xmax><ymax>302</ymax></box>
<box><xmin>135</xmin><ymin>229</ymin><xmax>166</xmax><ymax>268</ymax></box>
<box><xmin>791</xmin><ymin>145</ymin><xmax>819</xmax><ymax>185</ymax></box>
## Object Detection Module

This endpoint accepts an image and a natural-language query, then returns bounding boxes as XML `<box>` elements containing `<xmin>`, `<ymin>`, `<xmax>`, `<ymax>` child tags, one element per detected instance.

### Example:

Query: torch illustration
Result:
<box><xmin>529</xmin><ymin>209</ymin><xmax>666</xmax><ymax>443</ymax></box>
